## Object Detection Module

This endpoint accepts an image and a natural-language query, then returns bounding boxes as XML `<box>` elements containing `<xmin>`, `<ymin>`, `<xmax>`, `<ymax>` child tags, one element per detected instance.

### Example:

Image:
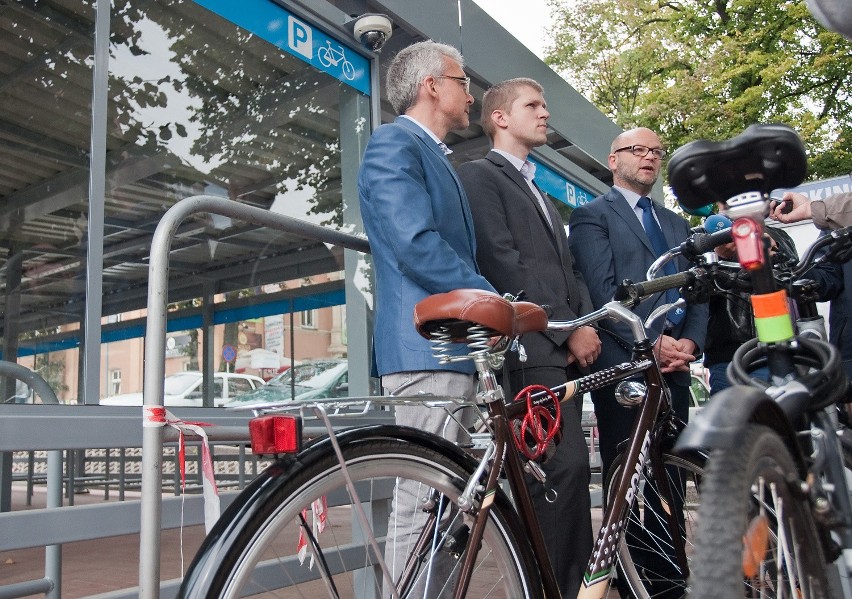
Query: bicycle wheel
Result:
<box><xmin>604</xmin><ymin>449</ymin><xmax>704</xmax><ymax>599</ymax></box>
<box><xmin>179</xmin><ymin>426</ymin><xmax>542</xmax><ymax>598</ymax></box>
<box><xmin>690</xmin><ymin>425</ymin><xmax>829</xmax><ymax>598</ymax></box>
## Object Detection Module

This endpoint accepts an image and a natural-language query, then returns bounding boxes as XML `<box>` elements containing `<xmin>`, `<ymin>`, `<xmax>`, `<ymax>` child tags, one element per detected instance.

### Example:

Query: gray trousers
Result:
<box><xmin>381</xmin><ymin>370</ymin><xmax>476</xmax><ymax>598</ymax></box>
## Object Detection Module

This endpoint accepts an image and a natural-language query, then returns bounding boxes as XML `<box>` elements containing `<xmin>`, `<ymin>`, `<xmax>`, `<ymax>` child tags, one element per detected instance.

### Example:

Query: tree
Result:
<box><xmin>546</xmin><ymin>0</ymin><xmax>852</xmax><ymax>181</ymax></box>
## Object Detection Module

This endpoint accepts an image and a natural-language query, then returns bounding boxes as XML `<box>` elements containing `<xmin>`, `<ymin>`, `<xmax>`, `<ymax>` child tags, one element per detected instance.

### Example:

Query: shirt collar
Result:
<box><xmin>614</xmin><ymin>185</ymin><xmax>643</xmax><ymax>210</ymax></box>
<box><xmin>492</xmin><ymin>149</ymin><xmax>534</xmax><ymax>178</ymax></box>
<box><xmin>399</xmin><ymin>115</ymin><xmax>452</xmax><ymax>154</ymax></box>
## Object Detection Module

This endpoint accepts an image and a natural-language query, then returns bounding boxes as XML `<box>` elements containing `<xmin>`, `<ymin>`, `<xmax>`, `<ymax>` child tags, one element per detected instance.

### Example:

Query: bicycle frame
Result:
<box><xmin>384</xmin><ymin>299</ymin><xmax>694</xmax><ymax>598</ymax></box>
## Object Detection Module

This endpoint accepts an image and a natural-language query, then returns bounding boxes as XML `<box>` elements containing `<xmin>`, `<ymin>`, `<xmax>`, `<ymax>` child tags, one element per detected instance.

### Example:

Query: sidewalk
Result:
<box><xmin>3</xmin><ymin>484</ymin><xmax>621</xmax><ymax>598</ymax></box>
<box><xmin>1</xmin><ymin>485</ymin><xmax>206</xmax><ymax>598</ymax></box>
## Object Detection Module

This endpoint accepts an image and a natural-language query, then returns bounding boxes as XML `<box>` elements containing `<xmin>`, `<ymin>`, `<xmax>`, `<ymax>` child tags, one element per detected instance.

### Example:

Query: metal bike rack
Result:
<box><xmin>138</xmin><ymin>195</ymin><xmax>370</xmax><ymax>599</ymax></box>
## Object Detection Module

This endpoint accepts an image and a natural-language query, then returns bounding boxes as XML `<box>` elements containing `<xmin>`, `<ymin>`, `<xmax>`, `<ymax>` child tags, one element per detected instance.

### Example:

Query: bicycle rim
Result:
<box><xmin>604</xmin><ymin>451</ymin><xmax>704</xmax><ymax>599</ymax></box>
<box><xmin>180</xmin><ymin>435</ymin><xmax>541</xmax><ymax>599</ymax></box>
<box><xmin>690</xmin><ymin>425</ymin><xmax>829</xmax><ymax>598</ymax></box>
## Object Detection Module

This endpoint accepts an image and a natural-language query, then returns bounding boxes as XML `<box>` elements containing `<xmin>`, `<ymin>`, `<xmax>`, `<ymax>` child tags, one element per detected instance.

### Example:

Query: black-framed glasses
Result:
<box><xmin>613</xmin><ymin>144</ymin><xmax>666</xmax><ymax>160</ymax></box>
<box><xmin>437</xmin><ymin>74</ymin><xmax>471</xmax><ymax>94</ymax></box>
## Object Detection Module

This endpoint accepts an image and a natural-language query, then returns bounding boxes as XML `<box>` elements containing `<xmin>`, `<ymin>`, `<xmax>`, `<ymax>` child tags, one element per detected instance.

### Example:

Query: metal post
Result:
<box><xmin>138</xmin><ymin>195</ymin><xmax>369</xmax><ymax>598</ymax></box>
<box><xmin>82</xmin><ymin>0</ymin><xmax>111</xmax><ymax>405</ymax></box>
<box><xmin>45</xmin><ymin>450</ymin><xmax>63</xmax><ymax>599</ymax></box>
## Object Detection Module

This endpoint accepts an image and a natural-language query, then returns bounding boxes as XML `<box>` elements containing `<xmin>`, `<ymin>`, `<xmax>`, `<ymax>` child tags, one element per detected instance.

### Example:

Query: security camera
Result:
<box><xmin>352</xmin><ymin>13</ymin><xmax>393</xmax><ymax>53</ymax></box>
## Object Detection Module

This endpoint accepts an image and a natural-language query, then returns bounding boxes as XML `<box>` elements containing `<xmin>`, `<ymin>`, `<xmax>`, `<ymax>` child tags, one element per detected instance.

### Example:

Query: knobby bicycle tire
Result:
<box><xmin>690</xmin><ymin>425</ymin><xmax>830</xmax><ymax>598</ymax></box>
<box><xmin>178</xmin><ymin>425</ymin><xmax>542</xmax><ymax>599</ymax></box>
<box><xmin>603</xmin><ymin>449</ymin><xmax>704</xmax><ymax>599</ymax></box>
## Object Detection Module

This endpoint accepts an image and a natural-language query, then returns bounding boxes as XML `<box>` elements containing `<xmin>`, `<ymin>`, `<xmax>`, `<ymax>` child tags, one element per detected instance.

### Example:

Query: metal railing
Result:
<box><xmin>2</xmin><ymin>195</ymin><xmax>603</xmax><ymax>598</ymax></box>
<box><xmin>137</xmin><ymin>195</ymin><xmax>369</xmax><ymax>599</ymax></box>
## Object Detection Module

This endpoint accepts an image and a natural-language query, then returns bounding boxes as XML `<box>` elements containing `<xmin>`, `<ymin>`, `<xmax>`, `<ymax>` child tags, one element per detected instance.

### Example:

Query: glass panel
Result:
<box><xmin>0</xmin><ymin>0</ymin><xmax>95</xmax><ymax>403</ymax></box>
<box><xmin>1</xmin><ymin>0</ymin><xmax>370</xmax><ymax>404</ymax></box>
<box><xmin>100</xmin><ymin>0</ymin><xmax>364</xmax><ymax>405</ymax></box>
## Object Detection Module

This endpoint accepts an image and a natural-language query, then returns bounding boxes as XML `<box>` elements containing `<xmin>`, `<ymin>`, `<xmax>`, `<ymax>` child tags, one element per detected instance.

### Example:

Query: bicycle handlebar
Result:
<box><xmin>614</xmin><ymin>269</ymin><xmax>697</xmax><ymax>305</ymax></box>
<box><xmin>647</xmin><ymin>227</ymin><xmax>733</xmax><ymax>279</ymax></box>
<box><xmin>682</xmin><ymin>228</ymin><xmax>734</xmax><ymax>258</ymax></box>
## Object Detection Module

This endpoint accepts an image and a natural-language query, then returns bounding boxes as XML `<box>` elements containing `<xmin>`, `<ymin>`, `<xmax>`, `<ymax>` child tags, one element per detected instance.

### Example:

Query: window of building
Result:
<box><xmin>300</xmin><ymin>309</ymin><xmax>317</xmax><ymax>329</ymax></box>
<box><xmin>2</xmin><ymin>0</ymin><xmax>370</xmax><ymax>403</ymax></box>
<box><xmin>110</xmin><ymin>369</ymin><xmax>122</xmax><ymax>396</ymax></box>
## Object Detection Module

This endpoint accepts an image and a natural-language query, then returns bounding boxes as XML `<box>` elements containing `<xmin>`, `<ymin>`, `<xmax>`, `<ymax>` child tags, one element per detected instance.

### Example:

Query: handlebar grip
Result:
<box><xmin>615</xmin><ymin>270</ymin><xmax>696</xmax><ymax>303</ymax></box>
<box><xmin>683</xmin><ymin>228</ymin><xmax>733</xmax><ymax>257</ymax></box>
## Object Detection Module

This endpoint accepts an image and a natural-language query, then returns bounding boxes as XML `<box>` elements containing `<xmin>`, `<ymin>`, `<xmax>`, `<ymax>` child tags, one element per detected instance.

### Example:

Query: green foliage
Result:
<box><xmin>545</xmin><ymin>0</ymin><xmax>852</xmax><ymax>181</ymax></box>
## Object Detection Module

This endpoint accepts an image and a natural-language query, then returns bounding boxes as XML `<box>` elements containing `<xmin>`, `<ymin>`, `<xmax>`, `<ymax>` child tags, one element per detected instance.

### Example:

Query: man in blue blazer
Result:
<box><xmin>569</xmin><ymin>127</ymin><xmax>707</xmax><ymax>597</ymax></box>
<box><xmin>358</xmin><ymin>40</ymin><xmax>495</xmax><ymax>592</ymax></box>
<box><xmin>458</xmin><ymin>77</ymin><xmax>600</xmax><ymax>597</ymax></box>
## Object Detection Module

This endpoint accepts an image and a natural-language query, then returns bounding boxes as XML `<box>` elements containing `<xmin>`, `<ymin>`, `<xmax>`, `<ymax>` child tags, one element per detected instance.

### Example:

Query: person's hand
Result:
<box><xmin>566</xmin><ymin>326</ymin><xmax>601</xmax><ymax>368</ymax></box>
<box><xmin>656</xmin><ymin>335</ymin><xmax>696</xmax><ymax>373</ymax></box>
<box><xmin>715</xmin><ymin>240</ymin><xmax>737</xmax><ymax>260</ymax></box>
<box><xmin>769</xmin><ymin>191</ymin><xmax>812</xmax><ymax>224</ymax></box>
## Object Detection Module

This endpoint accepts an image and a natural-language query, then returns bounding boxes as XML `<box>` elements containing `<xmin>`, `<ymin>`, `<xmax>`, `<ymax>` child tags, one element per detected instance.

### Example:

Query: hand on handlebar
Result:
<box><xmin>656</xmin><ymin>335</ymin><xmax>696</xmax><ymax>373</ymax></box>
<box><xmin>566</xmin><ymin>325</ymin><xmax>601</xmax><ymax>368</ymax></box>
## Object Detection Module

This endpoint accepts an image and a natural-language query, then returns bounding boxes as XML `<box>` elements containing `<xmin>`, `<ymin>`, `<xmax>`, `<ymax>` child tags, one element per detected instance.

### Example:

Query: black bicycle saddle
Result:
<box><xmin>667</xmin><ymin>123</ymin><xmax>807</xmax><ymax>210</ymax></box>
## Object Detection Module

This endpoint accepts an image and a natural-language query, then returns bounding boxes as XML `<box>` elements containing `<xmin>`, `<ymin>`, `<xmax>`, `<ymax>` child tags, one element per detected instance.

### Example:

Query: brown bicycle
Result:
<box><xmin>178</xmin><ymin>279</ymin><xmax>710</xmax><ymax>599</ymax></box>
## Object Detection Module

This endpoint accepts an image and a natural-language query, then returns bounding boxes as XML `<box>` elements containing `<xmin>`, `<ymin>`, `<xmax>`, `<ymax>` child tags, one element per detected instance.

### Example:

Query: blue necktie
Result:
<box><xmin>637</xmin><ymin>197</ymin><xmax>685</xmax><ymax>326</ymax></box>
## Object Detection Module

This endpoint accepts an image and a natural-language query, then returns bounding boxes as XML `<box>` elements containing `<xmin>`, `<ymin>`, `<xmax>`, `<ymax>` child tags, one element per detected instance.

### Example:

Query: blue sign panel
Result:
<box><xmin>775</xmin><ymin>173</ymin><xmax>852</xmax><ymax>202</ymax></box>
<box><xmin>528</xmin><ymin>157</ymin><xmax>596</xmax><ymax>208</ymax></box>
<box><xmin>193</xmin><ymin>0</ymin><xmax>371</xmax><ymax>95</ymax></box>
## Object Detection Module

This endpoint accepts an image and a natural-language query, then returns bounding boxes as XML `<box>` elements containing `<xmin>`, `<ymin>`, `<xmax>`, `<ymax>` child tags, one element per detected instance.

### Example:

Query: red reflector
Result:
<box><xmin>731</xmin><ymin>217</ymin><xmax>765</xmax><ymax>270</ymax></box>
<box><xmin>249</xmin><ymin>415</ymin><xmax>302</xmax><ymax>454</ymax></box>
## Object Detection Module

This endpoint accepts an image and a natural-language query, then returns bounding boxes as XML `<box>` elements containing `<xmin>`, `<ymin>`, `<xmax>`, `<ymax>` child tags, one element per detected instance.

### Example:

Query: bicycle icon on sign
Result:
<box><xmin>317</xmin><ymin>41</ymin><xmax>356</xmax><ymax>80</ymax></box>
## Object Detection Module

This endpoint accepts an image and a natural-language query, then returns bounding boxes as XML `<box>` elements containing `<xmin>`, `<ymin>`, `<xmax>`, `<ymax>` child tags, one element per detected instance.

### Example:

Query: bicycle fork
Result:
<box><xmin>579</xmin><ymin>357</ymin><xmax>688</xmax><ymax>599</ymax></box>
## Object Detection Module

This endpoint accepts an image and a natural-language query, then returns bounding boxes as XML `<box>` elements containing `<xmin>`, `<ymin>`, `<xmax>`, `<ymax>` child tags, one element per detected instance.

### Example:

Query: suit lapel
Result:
<box><xmin>607</xmin><ymin>190</ymin><xmax>656</xmax><ymax>255</ymax></box>
<box><xmin>487</xmin><ymin>152</ymin><xmax>558</xmax><ymax>243</ymax></box>
<box><xmin>395</xmin><ymin>117</ymin><xmax>478</xmax><ymax>259</ymax></box>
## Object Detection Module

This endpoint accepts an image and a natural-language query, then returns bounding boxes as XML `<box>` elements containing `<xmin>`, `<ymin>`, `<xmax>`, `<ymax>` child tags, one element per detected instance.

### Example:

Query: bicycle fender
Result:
<box><xmin>311</xmin><ymin>423</ymin><xmax>478</xmax><ymax>463</ymax></box>
<box><xmin>675</xmin><ymin>385</ymin><xmax>803</xmax><ymax>462</ymax></box>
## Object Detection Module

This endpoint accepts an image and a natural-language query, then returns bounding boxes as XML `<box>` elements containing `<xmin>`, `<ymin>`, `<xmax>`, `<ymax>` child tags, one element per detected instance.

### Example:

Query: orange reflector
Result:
<box><xmin>751</xmin><ymin>290</ymin><xmax>789</xmax><ymax>318</ymax></box>
<box><xmin>742</xmin><ymin>514</ymin><xmax>770</xmax><ymax>578</ymax></box>
<box><xmin>249</xmin><ymin>415</ymin><xmax>302</xmax><ymax>455</ymax></box>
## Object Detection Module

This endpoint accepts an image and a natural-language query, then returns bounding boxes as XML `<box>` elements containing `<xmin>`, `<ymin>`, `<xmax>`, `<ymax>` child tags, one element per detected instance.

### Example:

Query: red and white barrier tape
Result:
<box><xmin>296</xmin><ymin>496</ymin><xmax>328</xmax><ymax>568</ymax></box>
<box><xmin>143</xmin><ymin>406</ymin><xmax>220</xmax><ymax>533</ymax></box>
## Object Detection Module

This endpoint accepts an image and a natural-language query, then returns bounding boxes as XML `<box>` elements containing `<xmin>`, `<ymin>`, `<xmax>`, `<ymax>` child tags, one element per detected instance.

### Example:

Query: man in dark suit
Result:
<box><xmin>569</xmin><ymin>127</ymin><xmax>708</xmax><ymax>597</ymax></box>
<box><xmin>358</xmin><ymin>40</ymin><xmax>495</xmax><ymax>593</ymax></box>
<box><xmin>569</xmin><ymin>126</ymin><xmax>707</xmax><ymax>473</ymax></box>
<box><xmin>458</xmin><ymin>78</ymin><xmax>600</xmax><ymax>597</ymax></box>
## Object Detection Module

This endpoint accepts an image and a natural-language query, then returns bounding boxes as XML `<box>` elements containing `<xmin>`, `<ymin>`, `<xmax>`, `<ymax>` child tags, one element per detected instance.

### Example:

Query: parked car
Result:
<box><xmin>225</xmin><ymin>360</ymin><xmax>350</xmax><ymax>407</ymax></box>
<box><xmin>100</xmin><ymin>371</ymin><xmax>265</xmax><ymax>407</ymax></box>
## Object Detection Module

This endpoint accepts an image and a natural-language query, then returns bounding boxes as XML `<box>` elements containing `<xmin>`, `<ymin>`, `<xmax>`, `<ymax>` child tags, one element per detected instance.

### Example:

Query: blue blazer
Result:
<box><xmin>568</xmin><ymin>188</ymin><xmax>708</xmax><ymax>386</ymax></box>
<box><xmin>358</xmin><ymin>117</ymin><xmax>495</xmax><ymax>376</ymax></box>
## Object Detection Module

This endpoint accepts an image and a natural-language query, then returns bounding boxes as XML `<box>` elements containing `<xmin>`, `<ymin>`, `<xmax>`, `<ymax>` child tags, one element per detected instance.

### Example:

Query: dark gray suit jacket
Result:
<box><xmin>458</xmin><ymin>151</ymin><xmax>595</xmax><ymax>373</ymax></box>
<box><xmin>568</xmin><ymin>187</ymin><xmax>708</xmax><ymax>386</ymax></box>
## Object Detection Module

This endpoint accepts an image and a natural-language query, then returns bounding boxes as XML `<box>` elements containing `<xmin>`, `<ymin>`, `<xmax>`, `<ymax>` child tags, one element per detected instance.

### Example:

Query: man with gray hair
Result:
<box><xmin>358</xmin><ymin>40</ymin><xmax>495</xmax><ymax>595</ymax></box>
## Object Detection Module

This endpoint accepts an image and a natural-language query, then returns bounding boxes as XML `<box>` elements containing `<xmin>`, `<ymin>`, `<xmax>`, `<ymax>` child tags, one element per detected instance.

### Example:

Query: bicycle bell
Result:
<box><xmin>615</xmin><ymin>380</ymin><xmax>647</xmax><ymax>407</ymax></box>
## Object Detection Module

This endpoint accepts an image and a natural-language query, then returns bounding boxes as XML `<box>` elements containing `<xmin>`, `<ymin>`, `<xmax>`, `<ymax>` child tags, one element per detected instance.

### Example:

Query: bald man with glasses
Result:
<box><xmin>569</xmin><ymin>127</ymin><xmax>707</xmax><ymax>598</ymax></box>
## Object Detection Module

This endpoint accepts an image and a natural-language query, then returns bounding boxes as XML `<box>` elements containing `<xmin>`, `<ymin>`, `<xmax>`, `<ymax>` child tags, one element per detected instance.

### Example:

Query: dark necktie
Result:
<box><xmin>637</xmin><ymin>196</ymin><xmax>685</xmax><ymax>326</ymax></box>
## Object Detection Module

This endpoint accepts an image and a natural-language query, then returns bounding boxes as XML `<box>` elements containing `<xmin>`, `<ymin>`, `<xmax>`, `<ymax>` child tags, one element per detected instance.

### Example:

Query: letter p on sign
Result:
<box><xmin>288</xmin><ymin>16</ymin><xmax>312</xmax><ymax>59</ymax></box>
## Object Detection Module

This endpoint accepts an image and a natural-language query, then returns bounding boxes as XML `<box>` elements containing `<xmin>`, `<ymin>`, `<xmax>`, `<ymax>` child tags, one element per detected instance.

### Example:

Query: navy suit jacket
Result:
<box><xmin>809</xmin><ymin>236</ymin><xmax>852</xmax><ymax>379</ymax></box>
<box><xmin>568</xmin><ymin>188</ymin><xmax>708</xmax><ymax>386</ymax></box>
<box><xmin>458</xmin><ymin>151</ymin><xmax>595</xmax><ymax>373</ymax></box>
<box><xmin>358</xmin><ymin>117</ymin><xmax>495</xmax><ymax>376</ymax></box>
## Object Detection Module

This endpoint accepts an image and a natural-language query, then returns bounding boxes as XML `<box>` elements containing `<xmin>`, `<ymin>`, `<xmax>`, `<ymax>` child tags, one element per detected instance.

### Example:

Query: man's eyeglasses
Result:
<box><xmin>437</xmin><ymin>74</ymin><xmax>471</xmax><ymax>94</ymax></box>
<box><xmin>613</xmin><ymin>145</ymin><xmax>667</xmax><ymax>160</ymax></box>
